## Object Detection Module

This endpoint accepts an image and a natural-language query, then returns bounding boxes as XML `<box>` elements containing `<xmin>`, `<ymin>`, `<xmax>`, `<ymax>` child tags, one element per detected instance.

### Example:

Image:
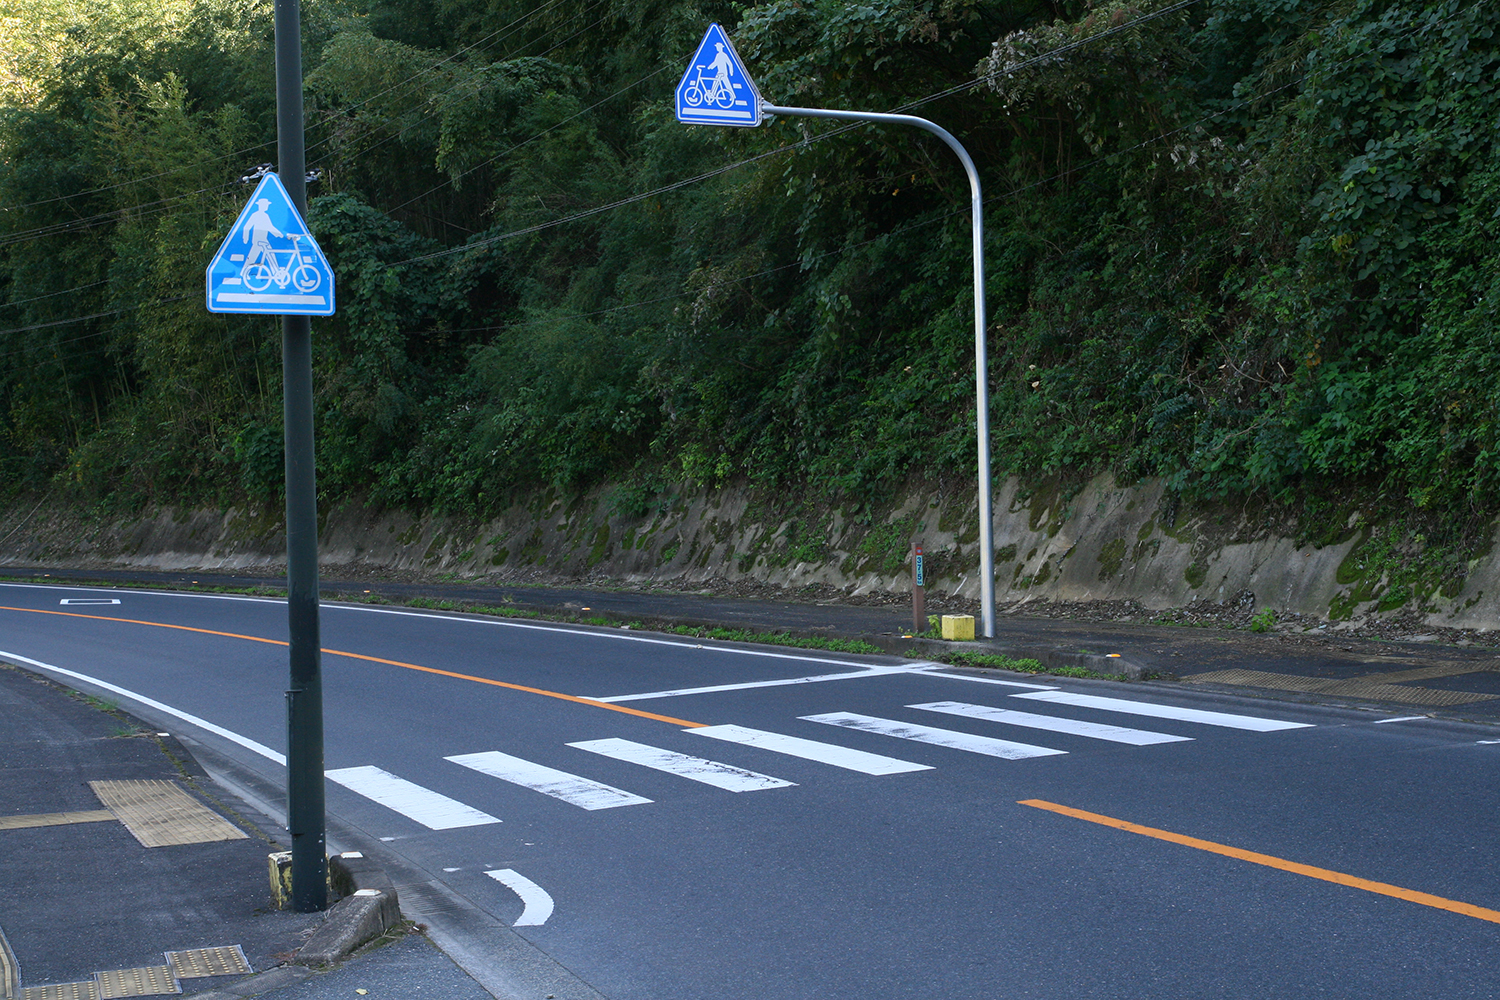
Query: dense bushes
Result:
<box><xmin>2</xmin><ymin>0</ymin><xmax>1496</xmax><ymax>523</ymax></box>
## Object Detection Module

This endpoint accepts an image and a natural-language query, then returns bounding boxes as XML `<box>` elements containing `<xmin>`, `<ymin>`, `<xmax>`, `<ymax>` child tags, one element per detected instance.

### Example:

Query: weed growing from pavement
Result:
<box><xmin>926</xmin><ymin>650</ymin><xmax>1108</xmax><ymax>680</ymax></box>
<box><xmin>396</xmin><ymin>597</ymin><xmax>886</xmax><ymax>654</ymax></box>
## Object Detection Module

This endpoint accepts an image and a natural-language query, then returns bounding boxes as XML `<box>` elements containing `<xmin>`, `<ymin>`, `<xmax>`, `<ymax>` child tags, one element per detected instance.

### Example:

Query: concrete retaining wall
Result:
<box><xmin>3</xmin><ymin>473</ymin><xmax>1496</xmax><ymax>628</ymax></box>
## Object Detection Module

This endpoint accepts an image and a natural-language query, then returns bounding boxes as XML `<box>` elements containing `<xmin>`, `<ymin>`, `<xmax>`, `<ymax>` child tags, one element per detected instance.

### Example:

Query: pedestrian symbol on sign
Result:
<box><xmin>206</xmin><ymin>172</ymin><xmax>335</xmax><ymax>316</ymax></box>
<box><xmin>675</xmin><ymin>24</ymin><xmax>761</xmax><ymax>127</ymax></box>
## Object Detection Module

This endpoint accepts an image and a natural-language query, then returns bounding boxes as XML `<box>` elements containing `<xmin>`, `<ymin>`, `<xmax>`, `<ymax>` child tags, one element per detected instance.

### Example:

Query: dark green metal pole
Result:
<box><xmin>275</xmin><ymin>0</ymin><xmax>326</xmax><ymax>913</ymax></box>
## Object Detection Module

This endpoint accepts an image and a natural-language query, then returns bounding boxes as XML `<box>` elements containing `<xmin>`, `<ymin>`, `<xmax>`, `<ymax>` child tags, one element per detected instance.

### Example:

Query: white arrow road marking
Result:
<box><xmin>1011</xmin><ymin>691</ymin><xmax>1314</xmax><ymax>731</ymax></box>
<box><xmin>800</xmin><ymin>712</ymin><xmax>1066</xmax><ymax>760</ymax></box>
<box><xmin>447</xmin><ymin>751</ymin><xmax>652</xmax><ymax>810</ymax></box>
<box><xmin>326</xmin><ymin>766</ymin><xmax>501</xmax><ymax>829</ymax></box>
<box><xmin>486</xmin><ymin>869</ymin><xmax>554</xmax><ymax>926</ymax></box>
<box><xmin>568</xmin><ymin>738</ymin><xmax>795</xmax><ymax>792</ymax></box>
<box><xmin>686</xmin><ymin>724</ymin><xmax>932</xmax><ymax>775</ymax></box>
<box><xmin>909</xmin><ymin>701</ymin><xmax>1193</xmax><ymax>745</ymax></box>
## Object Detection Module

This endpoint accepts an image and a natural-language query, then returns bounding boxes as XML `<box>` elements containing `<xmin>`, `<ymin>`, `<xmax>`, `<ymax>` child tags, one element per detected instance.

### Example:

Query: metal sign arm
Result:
<box><xmin>761</xmin><ymin>103</ymin><xmax>996</xmax><ymax>638</ymax></box>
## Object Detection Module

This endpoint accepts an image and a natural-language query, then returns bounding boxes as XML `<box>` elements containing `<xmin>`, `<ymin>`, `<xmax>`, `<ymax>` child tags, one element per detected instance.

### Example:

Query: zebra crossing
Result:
<box><xmin>327</xmin><ymin>691</ymin><xmax>1314</xmax><ymax>828</ymax></box>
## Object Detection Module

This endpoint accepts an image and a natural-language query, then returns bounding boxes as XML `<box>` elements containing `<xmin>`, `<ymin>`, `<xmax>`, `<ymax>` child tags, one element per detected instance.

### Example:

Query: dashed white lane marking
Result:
<box><xmin>1373</xmin><ymin>715</ymin><xmax>1428</xmax><ymax>724</ymax></box>
<box><xmin>568</xmin><ymin>738</ymin><xmax>795</xmax><ymax>791</ymax></box>
<box><xmin>909</xmin><ymin>700</ymin><xmax>1192</xmax><ymax>746</ymax></box>
<box><xmin>447</xmin><ymin>750</ymin><xmax>652</xmax><ymax>810</ymax></box>
<box><xmin>326</xmin><ymin>765</ymin><xmax>501</xmax><ymax>829</ymax></box>
<box><xmin>801</xmin><ymin>712</ymin><xmax>1066</xmax><ymax>760</ymax></box>
<box><xmin>59</xmin><ymin>598</ymin><xmax>121</xmax><ymax>605</ymax></box>
<box><xmin>486</xmin><ymin>869</ymin><xmax>554</xmax><ymax>926</ymax></box>
<box><xmin>686</xmin><ymin>724</ymin><xmax>932</xmax><ymax>775</ymax></box>
<box><xmin>1010</xmin><ymin>691</ymin><xmax>1314</xmax><ymax>732</ymax></box>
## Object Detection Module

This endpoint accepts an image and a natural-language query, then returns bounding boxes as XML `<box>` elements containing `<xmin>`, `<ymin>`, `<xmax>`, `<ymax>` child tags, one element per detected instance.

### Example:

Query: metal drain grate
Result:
<box><xmin>94</xmin><ymin>966</ymin><xmax>178</xmax><ymax>998</ymax></box>
<box><xmin>164</xmin><ymin>946</ymin><xmax>250</xmax><ymax>980</ymax></box>
<box><xmin>20</xmin><ymin>983</ymin><xmax>99</xmax><ymax>1000</ymax></box>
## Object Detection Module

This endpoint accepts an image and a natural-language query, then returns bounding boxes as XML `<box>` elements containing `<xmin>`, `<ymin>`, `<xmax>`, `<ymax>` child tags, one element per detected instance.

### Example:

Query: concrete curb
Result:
<box><xmin>859</xmin><ymin>634</ymin><xmax>1146</xmax><ymax>680</ymax></box>
<box><xmin>295</xmin><ymin>853</ymin><xmax>402</xmax><ymax>967</ymax></box>
<box><xmin>184</xmin><ymin>854</ymin><xmax>402</xmax><ymax>997</ymax></box>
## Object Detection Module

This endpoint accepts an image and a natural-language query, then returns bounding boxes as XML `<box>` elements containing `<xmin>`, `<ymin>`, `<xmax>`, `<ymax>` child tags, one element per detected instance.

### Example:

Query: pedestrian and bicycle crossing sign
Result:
<box><xmin>206</xmin><ymin>172</ymin><xmax>335</xmax><ymax>316</ymax></box>
<box><xmin>675</xmin><ymin>24</ymin><xmax>762</xmax><ymax>127</ymax></box>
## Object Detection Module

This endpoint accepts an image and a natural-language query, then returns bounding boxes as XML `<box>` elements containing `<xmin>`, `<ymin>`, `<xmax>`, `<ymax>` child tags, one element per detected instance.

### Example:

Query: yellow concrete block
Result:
<box><xmin>941</xmin><ymin>614</ymin><xmax>975</xmax><ymax>641</ymax></box>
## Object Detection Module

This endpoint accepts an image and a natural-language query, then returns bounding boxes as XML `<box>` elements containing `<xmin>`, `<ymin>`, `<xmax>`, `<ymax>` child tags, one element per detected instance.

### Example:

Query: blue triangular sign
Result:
<box><xmin>675</xmin><ymin>24</ymin><xmax>762</xmax><ymax>127</ymax></box>
<box><xmin>206</xmin><ymin>173</ymin><xmax>335</xmax><ymax>316</ymax></box>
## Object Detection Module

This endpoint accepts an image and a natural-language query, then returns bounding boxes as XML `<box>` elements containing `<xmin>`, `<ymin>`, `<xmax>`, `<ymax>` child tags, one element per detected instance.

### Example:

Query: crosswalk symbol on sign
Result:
<box><xmin>675</xmin><ymin>24</ymin><xmax>762</xmax><ymax>127</ymax></box>
<box><xmin>205</xmin><ymin>172</ymin><xmax>335</xmax><ymax>316</ymax></box>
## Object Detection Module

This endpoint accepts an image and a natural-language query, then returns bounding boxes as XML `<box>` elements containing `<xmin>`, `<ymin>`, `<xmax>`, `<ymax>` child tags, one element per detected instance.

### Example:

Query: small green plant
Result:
<box><xmin>1248</xmin><ymin>608</ymin><xmax>1276</xmax><ymax>633</ymax></box>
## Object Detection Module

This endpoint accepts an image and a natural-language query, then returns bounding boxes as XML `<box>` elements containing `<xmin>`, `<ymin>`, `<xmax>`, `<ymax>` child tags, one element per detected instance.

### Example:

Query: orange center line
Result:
<box><xmin>0</xmin><ymin>604</ymin><xmax>706</xmax><ymax>729</ymax></box>
<box><xmin>1020</xmin><ymin>798</ymin><xmax>1500</xmax><ymax>925</ymax></box>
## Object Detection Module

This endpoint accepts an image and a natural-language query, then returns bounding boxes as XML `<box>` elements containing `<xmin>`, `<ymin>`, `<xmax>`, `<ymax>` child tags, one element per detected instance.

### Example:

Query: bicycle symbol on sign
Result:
<box><xmin>242</xmin><ymin>234</ymin><xmax>321</xmax><ymax>293</ymax></box>
<box><xmin>683</xmin><ymin>42</ymin><xmax>739</xmax><ymax>109</ymax></box>
<box><xmin>238</xmin><ymin>195</ymin><xmax>321</xmax><ymax>294</ymax></box>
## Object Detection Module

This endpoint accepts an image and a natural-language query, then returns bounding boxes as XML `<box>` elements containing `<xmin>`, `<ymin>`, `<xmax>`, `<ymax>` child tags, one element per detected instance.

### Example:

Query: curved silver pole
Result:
<box><xmin>762</xmin><ymin>103</ymin><xmax>995</xmax><ymax>637</ymax></box>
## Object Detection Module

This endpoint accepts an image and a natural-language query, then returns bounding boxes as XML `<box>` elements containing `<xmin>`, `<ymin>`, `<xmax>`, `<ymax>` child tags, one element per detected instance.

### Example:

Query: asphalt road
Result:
<box><xmin>3</xmin><ymin>579</ymin><xmax>1498</xmax><ymax>998</ymax></box>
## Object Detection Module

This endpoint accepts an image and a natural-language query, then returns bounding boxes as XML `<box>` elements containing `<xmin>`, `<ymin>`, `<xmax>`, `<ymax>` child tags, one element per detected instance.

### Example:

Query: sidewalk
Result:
<box><xmin>0</xmin><ymin>661</ymin><xmax>489</xmax><ymax>1000</ymax></box>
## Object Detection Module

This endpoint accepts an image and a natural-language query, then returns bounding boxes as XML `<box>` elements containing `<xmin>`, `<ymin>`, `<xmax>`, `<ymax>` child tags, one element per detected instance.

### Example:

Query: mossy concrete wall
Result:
<box><xmin>2</xmin><ymin>473</ymin><xmax>1496</xmax><ymax>628</ymax></box>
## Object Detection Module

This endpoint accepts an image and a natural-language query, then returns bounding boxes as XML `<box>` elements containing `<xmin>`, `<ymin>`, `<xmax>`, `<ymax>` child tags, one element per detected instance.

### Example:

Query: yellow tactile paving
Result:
<box><xmin>0</xmin><ymin>810</ymin><xmax>117</xmax><ymax>831</ymax></box>
<box><xmin>164</xmin><ymin>946</ymin><xmax>250</xmax><ymax>980</ymax></box>
<box><xmin>94</xmin><ymin>965</ymin><xmax>178</xmax><ymax>998</ymax></box>
<box><xmin>87</xmin><ymin>781</ymin><xmax>246</xmax><ymax>848</ymax></box>
<box><xmin>20</xmin><ymin>983</ymin><xmax>99</xmax><ymax>1000</ymax></box>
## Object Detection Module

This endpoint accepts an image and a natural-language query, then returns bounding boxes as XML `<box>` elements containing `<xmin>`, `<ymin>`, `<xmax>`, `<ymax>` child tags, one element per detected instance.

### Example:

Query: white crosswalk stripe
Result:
<box><xmin>800</xmin><ymin>712</ymin><xmax>1066</xmax><ymax>759</ymax></box>
<box><xmin>338</xmin><ymin>692</ymin><xmax>1312</xmax><ymax>829</ymax></box>
<box><xmin>326</xmin><ymin>765</ymin><xmax>502</xmax><ymax>829</ymax></box>
<box><xmin>446</xmin><ymin>750</ymin><xmax>652</xmax><ymax>810</ymax></box>
<box><xmin>1010</xmin><ymin>690</ymin><xmax>1315</xmax><ymax>731</ymax></box>
<box><xmin>686</xmin><ymin>724</ymin><xmax>932</xmax><ymax>774</ymax></box>
<box><xmin>909</xmin><ymin>701</ymin><xmax>1193</xmax><ymax>745</ymax></box>
<box><xmin>568</xmin><ymin>737</ymin><xmax>795</xmax><ymax>791</ymax></box>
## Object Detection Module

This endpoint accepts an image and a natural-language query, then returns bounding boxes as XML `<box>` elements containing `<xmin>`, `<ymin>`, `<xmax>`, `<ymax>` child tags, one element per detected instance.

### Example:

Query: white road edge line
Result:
<box><xmin>485</xmin><ymin>869</ymin><xmax>555</xmax><ymax>926</ymax></box>
<box><xmin>0</xmin><ymin>648</ymin><xmax>286</xmax><ymax>764</ymax></box>
<box><xmin>1373</xmin><ymin>715</ymin><xmax>1428</xmax><ymax>724</ymax></box>
<box><xmin>0</xmin><ymin>581</ymin><xmax>909</xmax><ymax>671</ymax></box>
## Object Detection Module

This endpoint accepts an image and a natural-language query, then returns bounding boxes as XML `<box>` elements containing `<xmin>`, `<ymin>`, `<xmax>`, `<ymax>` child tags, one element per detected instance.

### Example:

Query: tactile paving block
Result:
<box><xmin>165</xmin><ymin>945</ymin><xmax>251</xmax><ymax>979</ymax></box>
<box><xmin>21</xmin><ymin>983</ymin><xmax>100</xmax><ymax>1000</ymax></box>
<box><xmin>88</xmin><ymin>780</ymin><xmax>246</xmax><ymax>847</ymax></box>
<box><xmin>94</xmin><ymin>965</ymin><xmax>179</xmax><ymax>998</ymax></box>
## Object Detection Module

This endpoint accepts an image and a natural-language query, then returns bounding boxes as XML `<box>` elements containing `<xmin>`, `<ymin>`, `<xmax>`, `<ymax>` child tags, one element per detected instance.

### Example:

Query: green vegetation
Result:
<box><xmin>927</xmin><ymin>649</ymin><xmax>1104</xmax><ymax>679</ymax></box>
<box><xmin>3</xmin><ymin>0</ymin><xmax>1498</xmax><ymax>539</ymax></box>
